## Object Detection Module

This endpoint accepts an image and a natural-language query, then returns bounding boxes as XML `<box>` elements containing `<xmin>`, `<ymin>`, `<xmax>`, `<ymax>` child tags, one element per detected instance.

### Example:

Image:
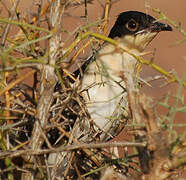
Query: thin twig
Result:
<box><xmin>1</xmin><ymin>0</ymin><xmax>20</xmax><ymax>45</ymax></box>
<box><xmin>0</xmin><ymin>63</ymin><xmax>42</xmax><ymax>72</ymax></box>
<box><xmin>0</xmin><ymin>70</ymin><xmax>36</xmax><ymax>96</ymax></box>
<box><xmin>0</xmin><ymin>141</ymin><xmax>146</xmax><ymax>159</ymax></box>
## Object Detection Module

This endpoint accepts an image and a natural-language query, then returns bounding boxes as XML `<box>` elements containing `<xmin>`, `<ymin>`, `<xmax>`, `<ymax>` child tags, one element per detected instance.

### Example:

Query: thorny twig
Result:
<box><xmin>0</xmin><ymin>141</ymin><xmax>146</xmax><ymax>159</ymax></box>
<box><xmin>21</xmin><ymin>0</ymin><xmax>65</xmax><ymax>179</ymax></box>
<box><xmin>1</xmin><ymin>0</ymin><xmax>20</xmax><ymax>46</ymax></box>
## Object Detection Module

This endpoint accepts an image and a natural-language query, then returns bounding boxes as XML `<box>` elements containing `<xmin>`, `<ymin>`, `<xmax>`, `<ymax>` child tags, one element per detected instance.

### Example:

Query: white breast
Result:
<box><xmin>80</xmin><ymin>43</ymin><xmax>140</xmax><ymax>140</ymax></box>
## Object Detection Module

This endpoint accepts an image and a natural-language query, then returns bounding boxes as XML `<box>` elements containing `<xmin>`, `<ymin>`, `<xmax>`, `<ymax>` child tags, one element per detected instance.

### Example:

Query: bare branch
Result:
<box><xmin>1</xmin><ymin>0</ymin><xmax>20</xmax><ymax>45</ymax></box>
<box><xmin>0</xmin><ymin>63</ymin><xmax>42</xmax><ymax>72</ymax></box>
<box><xmin>0</xmin><ymin>141</ymin><xmax>146</xmax><ymax>159</ymax></box>
<box><xmin>22</xmin><ymin>1</ymin><xmax>65</xmax><ymax>179</ymax></box>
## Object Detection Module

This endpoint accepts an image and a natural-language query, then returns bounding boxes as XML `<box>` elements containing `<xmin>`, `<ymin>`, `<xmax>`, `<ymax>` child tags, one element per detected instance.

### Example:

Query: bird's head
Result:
<box><xmin>109</xmin><ymin>11</ymin><xmax>172</xmax><ymax>52</ymax></box>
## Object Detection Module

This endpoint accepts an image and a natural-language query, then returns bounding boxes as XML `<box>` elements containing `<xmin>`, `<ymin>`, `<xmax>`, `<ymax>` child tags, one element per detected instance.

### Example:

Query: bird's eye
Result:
<box><xmin>126</xmin><ymin>19</ymin><xmax>138</xmax><ymax>31</ymax></box>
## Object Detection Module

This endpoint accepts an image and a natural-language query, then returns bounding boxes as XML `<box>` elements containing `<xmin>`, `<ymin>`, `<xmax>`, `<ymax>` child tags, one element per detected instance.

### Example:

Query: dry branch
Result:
<box><xmin>21</xmin><ymin>0</ymin><xmax>65</xmax><ymax>179</ymax></box>
<box><xmin>0</xmin><ymin>141</ymin><xmax>146</xmax><ymax>159</ymax></box>
<box><xmin>1</xmin><ymin>0</ymin><xmax>20</xmax><ymax>45</ymax></box>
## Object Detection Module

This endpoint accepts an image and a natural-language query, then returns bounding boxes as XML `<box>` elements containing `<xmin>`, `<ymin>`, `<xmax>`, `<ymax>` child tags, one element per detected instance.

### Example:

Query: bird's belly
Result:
<box><xmin>80</xmin><ymin>44</ymin><xmax>138</xmax><ymax>140</ymax></box>
<box><xmin>81</xmin><ymin>62</ymin><xmax>128</xmax><ymax>139</ymax></box>
<box><xmin>83</xmin><ymin>82</ymin><xmax>127</xmax><ymax>127</ymax></box>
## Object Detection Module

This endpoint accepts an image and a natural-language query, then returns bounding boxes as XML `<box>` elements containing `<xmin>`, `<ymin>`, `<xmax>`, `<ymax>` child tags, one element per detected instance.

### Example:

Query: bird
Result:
<box><xmin>78</xmin><ymin>11</ymin><xmax>172</xmax><ymax>141</ymax></box>
<box><xmin>48</xmin><ymin>11</ymin><xmax>172</xmax><ymax>179</ymax></box>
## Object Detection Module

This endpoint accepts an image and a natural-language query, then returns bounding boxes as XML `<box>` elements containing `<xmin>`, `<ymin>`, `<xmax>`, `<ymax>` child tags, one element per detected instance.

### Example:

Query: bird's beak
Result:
<box><xmin>136</xmin><ymin>21</ymin><xmax>172</xmax><ymax>35</ymax></box>
<box><xmin>149</xmin><ymin>21</ymin><xmax>172</xmax><ymax>32</ymax></box>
